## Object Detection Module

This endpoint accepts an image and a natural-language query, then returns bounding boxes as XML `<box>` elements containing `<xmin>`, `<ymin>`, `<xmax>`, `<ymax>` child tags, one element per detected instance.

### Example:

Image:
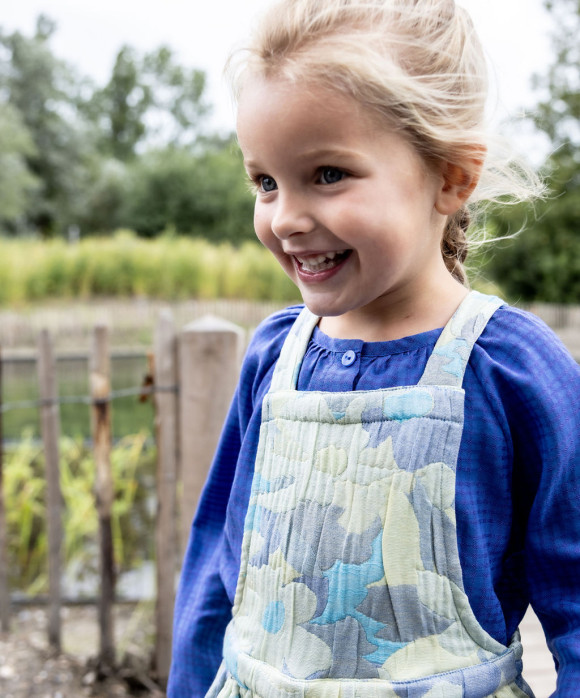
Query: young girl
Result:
<box><xmin>168</xmin><ymin>1</ymin><xmax>580</xmax><ymax>696</ymax></box>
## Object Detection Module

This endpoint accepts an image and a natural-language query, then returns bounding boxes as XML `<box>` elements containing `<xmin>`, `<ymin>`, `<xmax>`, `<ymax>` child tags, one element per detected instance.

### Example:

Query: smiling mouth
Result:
<box><xmin>294</xmin><ymin>250</ymin><xmax>352</xmax><ymax>273</ymax></box>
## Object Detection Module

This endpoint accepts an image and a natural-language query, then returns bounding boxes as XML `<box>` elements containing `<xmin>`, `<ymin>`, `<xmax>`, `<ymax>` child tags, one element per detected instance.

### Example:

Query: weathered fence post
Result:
<box><xmin>37</xmin><ymin>330</ymin><xmax>63</xmax><ymax>650</ymax></box>
<box><xmin>153</xmin><ymin>310</ymin><xmax>178</xmax><ymax>686</ymax></box>
<box><xmin>0</xmin><ymin>347</ymin><xmax>9</xmax><ymax>633</ymax></box>
<box><xmin>90</xmin><ymin>325</ymin><xmax>116</xmax><ymax>671</ymax></box>
<box><xmin>178</xmin><ymin>316</ymin><xmax>243</xmax><ymax>556</ymax></box>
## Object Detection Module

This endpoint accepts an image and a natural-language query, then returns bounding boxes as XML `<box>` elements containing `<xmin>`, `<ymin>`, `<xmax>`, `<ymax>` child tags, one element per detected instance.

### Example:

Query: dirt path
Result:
<box><xmin>0</xmin><ymin>605</ymin><xmax>163</xmax><ymax>697</ymax></box>
<box><xmin>0</xmin><ymin>605</ymin><xmax>558</xmax><ymax>697</ymax></box>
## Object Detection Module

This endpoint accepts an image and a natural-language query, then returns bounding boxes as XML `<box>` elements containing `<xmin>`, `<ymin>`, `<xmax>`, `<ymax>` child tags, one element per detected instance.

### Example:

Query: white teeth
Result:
<box><xmin>295</xmin><ymin>251</ymin><xmax>344</xmax><ymax>273</ymax></box>
<box><xmin>297</xmin><ymin>254</ymin><xmax>328</xmax><ymax>265</ymax></box>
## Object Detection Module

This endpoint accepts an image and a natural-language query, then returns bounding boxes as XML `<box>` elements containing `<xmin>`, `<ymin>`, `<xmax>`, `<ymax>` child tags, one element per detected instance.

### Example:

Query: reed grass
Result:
<box><xmin>0</xmin><ymin>231</ymin><xmax>299</xmax><ymax>306</ymax></box>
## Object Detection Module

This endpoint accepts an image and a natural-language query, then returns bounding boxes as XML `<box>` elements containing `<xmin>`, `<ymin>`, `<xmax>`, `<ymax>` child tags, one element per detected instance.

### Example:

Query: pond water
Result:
<box><xmin>2</xmin><ymin>353</ymin><xmax>155</xmax><ymax>441</ymax></box>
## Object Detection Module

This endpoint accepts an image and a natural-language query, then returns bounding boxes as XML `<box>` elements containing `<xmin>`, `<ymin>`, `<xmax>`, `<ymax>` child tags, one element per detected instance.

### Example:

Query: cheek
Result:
<box><xmin>253</xmin><ymin>207</ymin><xmax>275</xmax><ymax>247</ymax></box>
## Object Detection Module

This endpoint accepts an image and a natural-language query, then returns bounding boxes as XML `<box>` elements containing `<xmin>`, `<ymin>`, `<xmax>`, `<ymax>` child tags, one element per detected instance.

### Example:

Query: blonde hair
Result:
<box><xmin>228</xmin><ymin>0</ymin><xmax>543</xmax><ymax>284</ymax></box>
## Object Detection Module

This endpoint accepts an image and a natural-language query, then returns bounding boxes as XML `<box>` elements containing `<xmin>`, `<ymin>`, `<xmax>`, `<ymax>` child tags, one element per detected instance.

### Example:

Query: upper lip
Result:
<box><xmin>286</xmin><ymin>250</ymin><xmax>348</xmax><ymax>260</ymax></box>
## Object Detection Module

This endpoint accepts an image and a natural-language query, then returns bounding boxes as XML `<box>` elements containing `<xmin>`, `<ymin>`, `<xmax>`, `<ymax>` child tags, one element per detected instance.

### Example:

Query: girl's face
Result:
<box><xmin>237</xmin><ymin>76</ymin><xmax>465</xmax><ymax>340</ymax></box>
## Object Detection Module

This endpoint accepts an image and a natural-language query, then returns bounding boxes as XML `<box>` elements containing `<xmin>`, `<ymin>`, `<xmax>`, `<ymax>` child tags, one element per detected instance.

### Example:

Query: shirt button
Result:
<box><xmin>341</xmin><ymin>350</ymin><xmax>356</xmax><ymax>367</ymax></box>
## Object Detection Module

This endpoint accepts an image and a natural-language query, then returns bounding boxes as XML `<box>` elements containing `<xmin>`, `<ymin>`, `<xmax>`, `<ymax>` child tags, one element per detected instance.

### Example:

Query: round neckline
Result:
<box><xmin>311</xmin><ymin>323</ymin><xmax>443</xmax><ymax>357</ymax></box>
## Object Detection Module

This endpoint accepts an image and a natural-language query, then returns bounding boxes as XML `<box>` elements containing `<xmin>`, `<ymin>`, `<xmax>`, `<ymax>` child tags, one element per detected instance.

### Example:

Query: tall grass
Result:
<box><xmin>0</xmin><ymin>231</ymin><xmax>300</xmax><ymax>306</ymax></box>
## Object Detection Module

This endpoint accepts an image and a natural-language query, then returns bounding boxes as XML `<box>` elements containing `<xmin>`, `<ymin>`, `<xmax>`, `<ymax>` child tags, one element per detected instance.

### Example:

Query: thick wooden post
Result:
<box><xmin>90</xmin><ymin>325</ymin><xmax>115</xmax><ymax>672</ymax></box>
<box><xmin>178</xmin><ymin>316</ymin><xmax>243</xmax><ymax>557</ymax></box>
<box><xmin>37</xmin><ymin>330</ymin><xmax>63</xmax><ymax>650</ymax></box>
<box><xmin>0</xmin><ymin>347</ymin><xmax>9</xmax><ymax>633</ymax></box>
<box><xmin>153</xmin><ymin>310</ymin><xmax>178</xmax><ymax>686</ymax></box>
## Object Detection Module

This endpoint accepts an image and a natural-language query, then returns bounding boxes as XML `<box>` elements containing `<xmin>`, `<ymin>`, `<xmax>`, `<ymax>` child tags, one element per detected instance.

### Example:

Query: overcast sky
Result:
<box><xmin>1</xmin><ymin>0</ymin><xmax>553</xmax><ymax>146</ymax></box>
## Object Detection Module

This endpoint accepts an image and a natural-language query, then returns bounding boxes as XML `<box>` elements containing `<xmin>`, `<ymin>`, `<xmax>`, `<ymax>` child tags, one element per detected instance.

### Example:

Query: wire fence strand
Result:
<box><xmin>0</xmin><ymin>384</ymin><xmax>178</xmax><ymax>414</ymax></box>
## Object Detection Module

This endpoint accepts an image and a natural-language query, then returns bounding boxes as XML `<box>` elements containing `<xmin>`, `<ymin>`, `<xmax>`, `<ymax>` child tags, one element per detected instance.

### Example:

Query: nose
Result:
<box><xmin>270</xmin><ymin>191</ymin><xmax>315</xmax><ymax>240</ymax></box>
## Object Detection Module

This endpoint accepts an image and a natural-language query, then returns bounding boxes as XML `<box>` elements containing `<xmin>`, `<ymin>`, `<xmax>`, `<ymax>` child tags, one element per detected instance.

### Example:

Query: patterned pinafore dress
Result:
<box><xmin>209</xmin><ymin>291</ymin><xmax>535</xmax><ymax>698</ymax></box>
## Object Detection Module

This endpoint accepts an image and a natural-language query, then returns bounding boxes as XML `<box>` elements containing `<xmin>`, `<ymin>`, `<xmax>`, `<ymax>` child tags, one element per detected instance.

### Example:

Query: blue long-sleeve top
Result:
<box><xmin>168</xmin><ymin>303</ymin><xmax>580</xmax><ymax>697</ymax></box>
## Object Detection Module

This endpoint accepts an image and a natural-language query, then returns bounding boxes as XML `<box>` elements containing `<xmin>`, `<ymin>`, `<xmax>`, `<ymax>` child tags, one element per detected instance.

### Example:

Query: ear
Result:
<box><xmin>435</xmin><ymin>157</ymin><xmax>484</xmax><ymax>216</ymax></box>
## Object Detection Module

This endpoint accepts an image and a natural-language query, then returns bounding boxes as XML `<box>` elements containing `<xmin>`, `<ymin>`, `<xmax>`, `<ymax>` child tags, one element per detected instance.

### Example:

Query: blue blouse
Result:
<box><xmin>168</xmin><ymin>303</ymin><xmax>580</xmax><ymax>697</ymax></box>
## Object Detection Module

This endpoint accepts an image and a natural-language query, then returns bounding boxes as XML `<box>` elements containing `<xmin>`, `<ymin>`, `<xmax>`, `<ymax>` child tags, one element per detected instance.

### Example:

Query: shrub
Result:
<box><xmin>4</xmin><ymin>431</ymin><xmax>156</xmax><ymax>595</ymax></box>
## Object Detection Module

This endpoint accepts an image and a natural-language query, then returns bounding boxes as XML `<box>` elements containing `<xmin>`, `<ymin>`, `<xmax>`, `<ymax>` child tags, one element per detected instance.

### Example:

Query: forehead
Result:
<box><xmin>236</xmin><ymin>75</ymin><xmax>377</xmax><ymax>155</ymax></box>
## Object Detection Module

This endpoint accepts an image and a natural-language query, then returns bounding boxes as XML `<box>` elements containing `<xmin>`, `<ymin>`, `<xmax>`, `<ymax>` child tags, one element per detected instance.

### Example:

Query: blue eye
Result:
<box><xmin>320</xmin><ymin>167</ymin><xmax>345</xmax><ymax>185</ymax></box>
<box><xmin>259</xmin><ymin>176</ymin><xmax>277</xmax><ymax>192</ymax></box>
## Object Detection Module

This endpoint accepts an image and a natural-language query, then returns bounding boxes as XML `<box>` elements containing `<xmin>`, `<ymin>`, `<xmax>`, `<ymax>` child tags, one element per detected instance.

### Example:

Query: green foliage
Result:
<box><xmin>483</xmin><ymin>181</ymin><xmax>580</xmax><ymax>303</ymax></box>
<box><xmin>0</xmin><ymin>233</ymin><xmax>299</xmax><ymax>305</ymax></box>
<box><xmin>0</xmin><ymin>17</ymin><xmax>229</xmax><ymax>239</ymax></box>
<box><xmin>533</xmin><ymin>0</ymin><xmax>580</xmax><ymax>148</ymax></box>
<box><xmin>4</xmin><ymin>434</ymin><xmax>47</xmax><ymax>595</ymax></box>
<box><xmin>0</xmin><ymin>103</ymin><xmax>39</xmax><ymax>229</ymax></box>
<box><xmin>76</xmin><ymin>157</ymin><xmax>130</xmax><ymax>235</ymax></box>
<box><xmin>0</xmin><ymin>16</ymin><xmax>92</xmax><ymax>236</ymax></box>
<box><xmin>4</xmin><ymin>431</ymin><xmax>156</xmax><ymax>594</ymax></box>
<box><xmin>85</xmin><ymin>44</ymin><xmax>209</xmax><ymax>161</ymax></box>
<box><xmin>122</xmin><ymin>141</ymin><xmax>255</xmax><ymax>241</ymax></box>
<box><xmin>484</xmin><ymin>0</ymin><xmax>580</xmax><ymax>303</ymax></box>
<box><xmin>94</xmin><ymin>46</ymin><xmax>151</xmax><ymax>161</ymax></box>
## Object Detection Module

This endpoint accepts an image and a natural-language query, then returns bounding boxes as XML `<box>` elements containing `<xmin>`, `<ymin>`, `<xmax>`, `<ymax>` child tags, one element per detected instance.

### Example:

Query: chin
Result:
<box><xmin>301</xmin><ymin>299</ymin><xmax>345</xmax><ymax>318</ymax></box>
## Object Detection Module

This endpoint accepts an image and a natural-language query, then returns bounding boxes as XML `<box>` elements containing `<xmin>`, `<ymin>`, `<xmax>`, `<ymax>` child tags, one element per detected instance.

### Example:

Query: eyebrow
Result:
<box><xmin>242</xmin><ymin>158</ymin><xmax>261</xmax><ymax>171</ymax></box>
<box><xmin>243</xmin><ymin>147</ymin><xmax>365</xmax><ymax>170</ymax></box>
<box><xmin>298</xmin><ymin>146</ymin><xmax>364</xmax><ymax>161</ymax></box>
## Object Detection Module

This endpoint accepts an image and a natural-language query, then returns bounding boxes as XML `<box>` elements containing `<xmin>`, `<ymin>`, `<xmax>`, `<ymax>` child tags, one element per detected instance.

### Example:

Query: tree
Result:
<box><xmin>533</xmin><ymin>0</ymin><xmax>580</xmax><ymax>150</ymax></box>
<box><xmin>76</xmin><ymin>157</ymin><xmax>130</xmax><ymax>235</ymax></box>
<box><xmin>143</xmin><ymin>46</ymin><xmax>209</xmax><ymax>148</ymax></box>
<box><xmin>0</xmin><ymin>18</ymin><xmax>212</xmax><ymax>237</ymax></box>
<box><xmin>484</xmin><ymin>0</ymin><xmax>580</xmax><ymax>303</ymax></box>
<box><xmin>0</xmin><ymin>17</ymin><xmax>252</xmax><ymax>241</ymax></box>
<box><xmin>0</xmin><ymin>16</ymin><xmax>92</xmax><ymax>236</ymax></box>
<box><xmin>87</xmin><ymin>45</ymin><xmax>209</xmax><ymax>161</ymax></box>
<box><xmin>122</xmin><ymin>137</ymin><xmax>255</xmax><ymax>242</ymax></box>
<box><xmin>0</xmin><ymin>103</ymin><xmax>39</xmax><ymax>232</ymax></box>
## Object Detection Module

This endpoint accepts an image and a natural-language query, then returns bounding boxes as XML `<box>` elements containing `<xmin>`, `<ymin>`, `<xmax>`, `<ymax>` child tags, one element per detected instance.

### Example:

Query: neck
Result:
<box><xmin>319</xmin><ymin>276</ymin><xmax>469</xmax><ymax>342</ymax></box>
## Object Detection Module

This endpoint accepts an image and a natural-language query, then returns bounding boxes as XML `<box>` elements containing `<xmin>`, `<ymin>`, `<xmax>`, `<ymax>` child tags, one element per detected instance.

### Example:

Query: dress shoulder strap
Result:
<box><xmin>418</xmin><ymin>291</ymin><xmax>505</xmax><ymax>388</ymax></box>
<box><xmin>269</xmin><ymin>306</ymin><xmax>320</xmax><ymax>392</ymax></box>
<box><xmin>270</xmin><ymin>292</ymin><xmax>504</xmax><ymax>393</ymax></box>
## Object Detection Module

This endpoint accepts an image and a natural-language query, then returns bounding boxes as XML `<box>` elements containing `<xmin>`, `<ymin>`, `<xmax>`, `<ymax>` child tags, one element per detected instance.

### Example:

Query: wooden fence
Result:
<box><xmin>0</xmin><ymin>311</ymin><xmax>245</xmax><ymax>689</ymax></box>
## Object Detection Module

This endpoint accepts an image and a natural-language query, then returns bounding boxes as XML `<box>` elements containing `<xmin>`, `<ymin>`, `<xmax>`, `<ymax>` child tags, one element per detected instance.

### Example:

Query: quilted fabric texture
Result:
<box><xmin>209</xmin><ymin>292</ymin><xmax>535</xmax><ymax>698</ymax></box>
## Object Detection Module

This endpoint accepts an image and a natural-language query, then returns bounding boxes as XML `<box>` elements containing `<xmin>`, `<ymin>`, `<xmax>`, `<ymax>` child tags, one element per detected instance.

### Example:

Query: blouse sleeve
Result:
<box><xmin>523</xmin><ymin>360</ymin><xmax>580</xmax><ymax>694</ymax></box>
<box><xmin>498</xmin><ymin>311</ymin><xmax>580</xmax><ymax>695</ymax></box>
<box><xmin>167</xmin><ymin>388</ymin><xmax>243</xmax><ymax>697</ymax></box>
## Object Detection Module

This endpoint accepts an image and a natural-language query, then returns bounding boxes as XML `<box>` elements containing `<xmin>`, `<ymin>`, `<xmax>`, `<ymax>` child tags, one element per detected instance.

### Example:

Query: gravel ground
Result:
<box><xmin>0</xmin><ymin>604</ymin><xmax>164</xmax><ymax>698</ymax></box>
<box><xmin>0</xmin><ymin>604</ymin><xmax>559</xmax><ymax>697</ymax></box>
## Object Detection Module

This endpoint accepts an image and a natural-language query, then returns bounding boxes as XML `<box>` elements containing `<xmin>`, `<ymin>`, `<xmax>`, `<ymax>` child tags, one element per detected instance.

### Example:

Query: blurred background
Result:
<box><xmin>0</xmin><ymin>0</ymin><xmax>577</xmax><ymax>304</ymax></box>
